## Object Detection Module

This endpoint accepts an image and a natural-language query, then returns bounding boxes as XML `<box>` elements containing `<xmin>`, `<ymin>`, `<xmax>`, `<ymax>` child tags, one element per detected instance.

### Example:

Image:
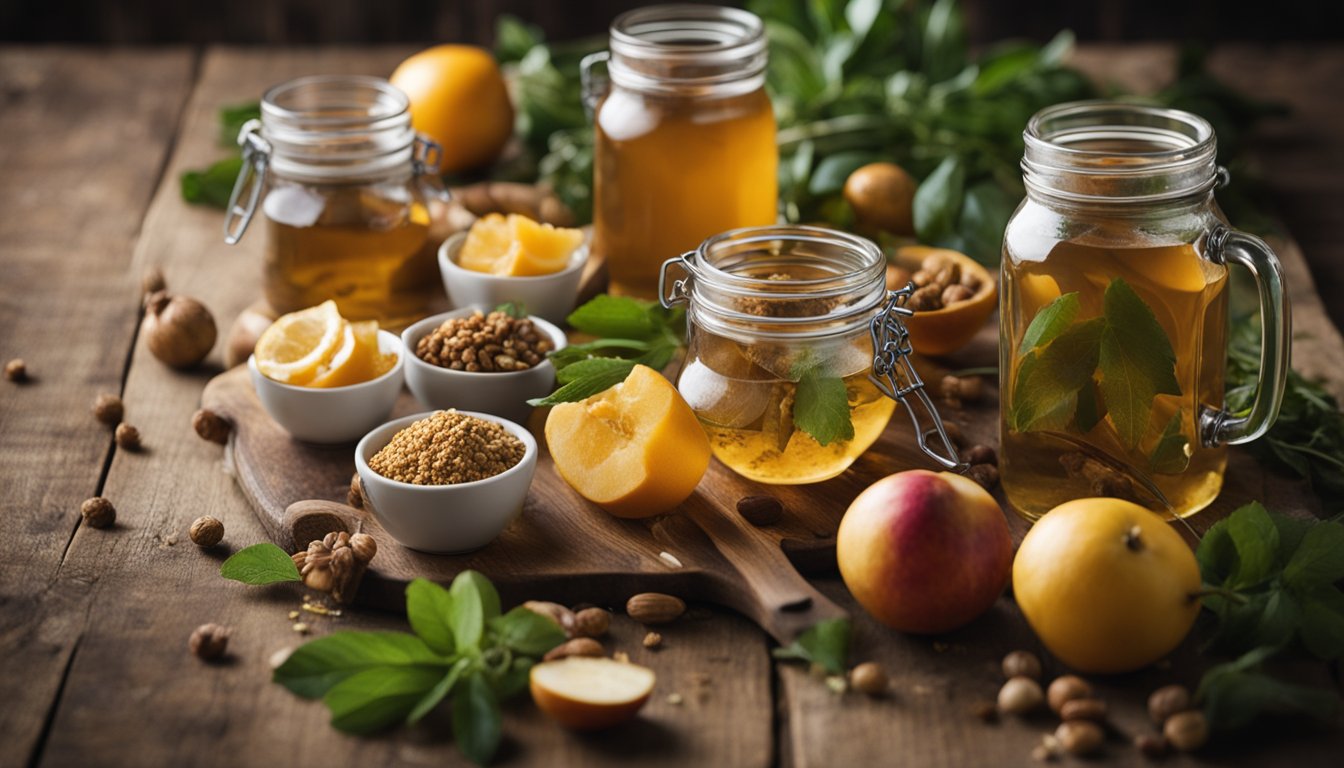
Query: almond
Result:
<box><xmin>543</xmin><ymin>637</ymin><xmax>604</xmax><ymax>662</ymax></box>
<box><xmin>524</xmin><ymin>601</ymin><xmax>576</xmax><ymax>634</ymax></box>
<box><xmin>570</xmin><ymin>607</ymin><xmax>610</xmax><ymax>638</ymax></box>
<box><xmin>626</xmin><ymin>592</ymin><xmax>686</xmax><ymax>624</ymax></box>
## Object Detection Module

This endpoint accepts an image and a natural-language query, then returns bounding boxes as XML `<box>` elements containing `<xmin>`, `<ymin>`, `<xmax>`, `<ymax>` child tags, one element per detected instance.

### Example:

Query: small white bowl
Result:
<box><xmin>438</xmin><ymin>230</ymin><xmax>589</xmax><ymax>324</ymax></box>
<box><xmin>248</xmin><ymin>330</ymin><xmax>405</xmax><ymax>445</ymax></box>
<box><xmin>355</xmin><ymin>410</ymin><xmax>538</xmax><ymax>553</ymax></box>
<box><xmin>401</xmin><ymin>308</ymin><xmax>567</xmax><ymax>424</ymax></box>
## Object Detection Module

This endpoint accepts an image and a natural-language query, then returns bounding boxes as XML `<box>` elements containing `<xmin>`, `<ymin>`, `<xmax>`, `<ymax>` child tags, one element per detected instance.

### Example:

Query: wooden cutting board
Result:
<box><xmin>200</xmin><ymin>335</ymin><xmax>995</xmax><ymax>645</ymax></box>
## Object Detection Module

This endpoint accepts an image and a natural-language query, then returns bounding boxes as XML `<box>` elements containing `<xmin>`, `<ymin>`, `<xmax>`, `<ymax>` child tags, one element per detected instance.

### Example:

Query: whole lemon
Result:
<box><xmin>1013</xmin><ymin>498</ymin><xmax>1201</xmax><ymax>674</ymax></box>
<box><xmin>390</xmin><ymin>45</ymin><xmax>514</xmax><ymax>173</ymax></box>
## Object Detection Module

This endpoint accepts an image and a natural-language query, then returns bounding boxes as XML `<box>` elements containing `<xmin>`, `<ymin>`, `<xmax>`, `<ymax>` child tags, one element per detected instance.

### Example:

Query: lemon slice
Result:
<box><xmin>311</xmin><ymin>321</ymin><xmax>387</xmax><ymax>388</ymax></box>
<box><xmin>254</xmin><ymin>301</ymin><xmax>346</xmax><ymax>385</ymax></box>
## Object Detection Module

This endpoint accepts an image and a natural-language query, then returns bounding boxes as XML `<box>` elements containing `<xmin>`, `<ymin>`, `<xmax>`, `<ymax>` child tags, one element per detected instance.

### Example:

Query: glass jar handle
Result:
<box><xmin>1200</xmin><ymin>224</ymin><xmax>1292</xmax><ymax>446</ymax></box>
<box><xmin>870</xmin><ymin>286</ymin><xmax>964</xmax><ymax>470</ymax></box>
<box><xmin>223</xmin><ymin>119</ymin><xmax>271</xmax><ymax>245</ymax></box>
<box><xmin>580</xmin><ymin>51</ymin><xmax>611</xmax><ymax>121</ymax></box>
<box><xmin>659</xmin><ymin>251</ymin><xmax>696</xmax><ymax>308</ymax></box>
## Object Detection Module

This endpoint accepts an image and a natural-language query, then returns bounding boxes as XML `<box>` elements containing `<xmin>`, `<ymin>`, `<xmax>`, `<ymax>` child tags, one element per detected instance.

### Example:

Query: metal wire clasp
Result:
<box><xmin>870</xmin><ymin>285</ymin><xmax>965</xmax><ymax>471</ymax></box>
<box><xmin>223</xmin><ymin>119</ymin><xmax>271</xmax><ymax>245</ymax></box>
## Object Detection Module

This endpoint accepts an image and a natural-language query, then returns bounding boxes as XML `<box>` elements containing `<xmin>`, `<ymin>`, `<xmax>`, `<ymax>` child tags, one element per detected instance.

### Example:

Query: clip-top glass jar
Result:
<box><xmin>1001</xmin><ymin>102</ymin><xmax>1290</xmax><ymax>520</ymax></box>
<box><xmin>586</xmin><ymin>5</ymin><xmax>778</xmax><ymax>296</ymax></box>
<box><xmin>223</xmin><ymin>75</ymin><xmax>446</xmax><ymax>328</ymax></box>
<box><xmin>661</xmin><ymin>226</ymin><xmax>961</xmax><ymax>484</ymax></box>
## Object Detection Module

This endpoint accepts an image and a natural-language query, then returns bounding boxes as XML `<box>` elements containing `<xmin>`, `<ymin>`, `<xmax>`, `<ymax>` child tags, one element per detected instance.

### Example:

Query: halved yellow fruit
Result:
<box><xmin>254</xmin><ymin>300</ymin><xmax>346</xmax><ymax>385</ymax></box>
<box><xmin>458</xmin><ymin>213</ymin><xmax>584</xmax><ymax>277</ymax></box>
<box><xmin>545</xmin><ymin>364</ymin><xmax>711</xmax><ymax>518</ymax></box>
<box><xmin>530</xmin><ymin>657</ymin><xmax>655</xmax><ymax>730</ymax></box>
<box><xmin>310</xmin><ymin>321</ymin><xmax>395</xmax><ymax>388</ymax></box>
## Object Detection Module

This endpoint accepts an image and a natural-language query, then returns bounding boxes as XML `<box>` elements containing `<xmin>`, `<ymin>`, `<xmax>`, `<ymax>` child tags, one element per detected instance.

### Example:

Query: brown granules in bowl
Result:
<box><xmin>368</xmin><ymin>410</ymin><xmax>526</xmax><ymax>485</ymax></box>
<box><xmin>415</xmin><ymin>311</ymin><xmax>554</xmax><ymax>372</ymax></box>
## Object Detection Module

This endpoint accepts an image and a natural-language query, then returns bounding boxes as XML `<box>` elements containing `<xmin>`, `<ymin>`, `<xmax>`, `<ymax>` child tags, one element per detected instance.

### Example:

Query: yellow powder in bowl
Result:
<box><xmin>369</xmin><ymin>410</ymin><xmax>525</xmax><ymax>485</ymax></box>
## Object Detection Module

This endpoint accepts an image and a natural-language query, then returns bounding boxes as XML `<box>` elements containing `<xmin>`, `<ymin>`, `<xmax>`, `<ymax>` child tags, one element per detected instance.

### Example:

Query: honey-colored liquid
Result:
<box><xmin>1000</xmin><ymin>237</ymin><xmax>1229</xmax><ymax>519</ymax></box>
<box><xmin>263</xmin><ymin>183</ymin><xmax>438</xmax><ymax>328</ymax></box>
<box><xmin>678</xmin><ymin>328</ymin><xmax>895</xmax><ymax>484</ymax></box>
<box><xmin>593</xmin><ymin>87</ymin><xmax>778</xmax><ymax>296</ymax></box>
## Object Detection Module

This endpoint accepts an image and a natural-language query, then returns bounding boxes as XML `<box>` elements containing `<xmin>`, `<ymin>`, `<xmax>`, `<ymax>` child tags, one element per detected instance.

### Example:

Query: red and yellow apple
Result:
<box><xmin>836</xmin><ymin>470</ymin><xmax>1013</xmax><ymax>634</ymax></box>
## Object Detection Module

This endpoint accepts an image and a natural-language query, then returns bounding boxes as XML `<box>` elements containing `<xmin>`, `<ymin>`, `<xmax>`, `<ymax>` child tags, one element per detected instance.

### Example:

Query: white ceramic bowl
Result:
<box><xmin>248</xmin><ymin>330</ymin><xmax>405</xmax><ymax>445</ymax></box>
<box><xmin>401</xmin><ymin>308</ymin><xmax>567</xmax><ymax>424</ymax></box>
<box><xmin>355</xmin><ymin>411</ymin><xmax>538</xmax><ymax>553</ymax></box>
<box><xmin>438</xmin><ymin>230</ymin><xmax>589</xmax><ymax>324</ymax></box>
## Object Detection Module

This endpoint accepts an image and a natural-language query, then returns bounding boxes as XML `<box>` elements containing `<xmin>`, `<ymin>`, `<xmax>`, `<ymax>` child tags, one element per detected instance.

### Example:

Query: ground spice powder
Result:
<box><xmin>369</xmin><ymin>410</ymin><xmax>526</xmax><ymax>485</ymax></box>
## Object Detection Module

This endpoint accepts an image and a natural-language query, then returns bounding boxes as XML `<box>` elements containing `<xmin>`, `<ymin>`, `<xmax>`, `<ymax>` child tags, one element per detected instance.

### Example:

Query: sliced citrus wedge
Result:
<box><xmin>254</xmin><ymin>300</ymin><xmax>346</xmax><ymax>385</ymax></box>
<box><xmin>458</xmin><ymin>212</ymin><xmax>513</xmax><ymax>274</ymax></box>
<box><xmin>530</xmin><ymin>657</ymin><xmax>655</xmax><ymax>730</ymax></box>
<box><xmin>503</xmin><ymin>215</ymin><xmax>584</xmax><ymax>276</ymax></box>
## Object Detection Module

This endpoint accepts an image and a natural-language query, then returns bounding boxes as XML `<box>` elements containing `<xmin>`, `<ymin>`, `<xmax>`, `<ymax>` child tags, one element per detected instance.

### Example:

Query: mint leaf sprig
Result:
<box><xmin>771</xmin><ymin>618</ymin><xmax>852</xmax><ymax>676</ymax></box>
<box><xmin>220</xmin><ymin>543</ymin><xmax>302</xmax><ymax>585</ymax></box>
<box><xmin>1194</xmin><ymin>502</ymin><xmax>1344</xmax><ymax>730</ymax></box>
<box><xmin>273</xmin><ymin>572</ymin><xmax>565</xmax><ymax>766</ymax></box>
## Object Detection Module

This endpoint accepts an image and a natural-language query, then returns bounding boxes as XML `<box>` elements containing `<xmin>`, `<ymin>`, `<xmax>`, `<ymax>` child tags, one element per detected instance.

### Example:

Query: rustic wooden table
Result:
<box><xmin>2</xmin><ymin>45</ymin><xmax>1342</xmax><ymax>767</ymax></box>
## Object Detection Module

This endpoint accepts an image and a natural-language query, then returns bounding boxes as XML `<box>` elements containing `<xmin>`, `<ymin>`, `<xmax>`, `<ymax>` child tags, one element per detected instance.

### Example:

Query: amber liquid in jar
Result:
<box><xmin>593</xmin><ymin>87</ymin><xmax>777</xmax><ymax>295</ymax></box>
<box><xmin>263</xmin><ymin>183</ymin><xmax>438</xmax><ymax>328</ymax></box>
<box><xmin>1000</xmin><ymin>234</ymin><xmax>1229</xmax><ymax>519</ymax></box>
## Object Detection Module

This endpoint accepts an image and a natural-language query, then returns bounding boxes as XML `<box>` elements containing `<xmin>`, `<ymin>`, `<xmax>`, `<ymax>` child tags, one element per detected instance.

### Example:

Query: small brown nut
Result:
<box><xmin>997</xmin><ymin>676</ymin><xmax>1045</xmax><ymax>716</ymax></box>
<box><xmin>1031</xmin><ymin>735</ymin><xmax>1062</xmax><ymax>762</ymax></box>
<box><xmin>142</xmin><ymin>265</ymin><xmax>167</xmax><ymax>297</ymax></box>
<box><xmin>626</xmin><ymin>592</ymin><xmax>686</xmax><ymax>624</ymax></box>
<box><xmin>570</xmin><ymin>607</ymin><xmax>610</xmax><ymax>638</ymax></box>
<box><xmin>4</xmin><ymin>358</ymin><xmax>27</xmax><ymax>382</ymax></box>
<box><xmin>524</xmin><ymin>601</ymin><xmax>576</xmax><ymax>633</ymax></box>
<box><xmin>192</xmin><ymin>408</ymin><xmax>230</xmax><ymax>444</ymax></box>
<box><xmin>1147</xmin><ymin>684</ymin><xmax>1192</xmax><ymax>725</ymax></box>
<box><xmin>189</xmin><ymin>515</ymin><xmax>224</xmax><ymax>547</ymax></box>
<box><xmin>1060</xmin><ymin>697</ymin><xmax>1107</xmax><ymax>722</ymax></box>
<box><xmin>1135</xmin><ymin>733</ymin><xmax>1168</xmax><ymax>759</ymax></box>
<box><xmin>114</xmin><ymin>422</ymin><xmax>142</xmax><ymax>450</ymax></box>
<box><xmin>964</xmin><ymin>444</ymin><xmax>998</xmax><ymax>466</ymax></box>
<box><xmin>849</xmin><ymin>662</ymin><xmax>888</xmax><ymax>697</ymax></box>
<box><xmin>907</xmin><ymin>285</ymin><xmax>943</xmax><ymax>311</ymax></box>
<box><xmin>81</xmin><ymin>497</ymin><xmax>116</xmax><ymax>528</ymax></box>
<box><xmin>347</xmin><ymin>473</ymin><xmax>363</xmax><ymax>509</ymax></box>
<box><xmin>1055</xmin><ymin>720</ymin><xmax>1103</xmax><ymax>756</ymax></box>
<box><xmin>911</xmin><ymin>268</ymin><xmax>936</xmax><ymax>287</ymax></box>
<box><xmin>1001</xmin><ymin>650</ymin><xmax>1042</xmax><ymax>681</ymax></box>
<box><xmin>642</xmin><ymin>631</ymin><xmax>662</xmax><ymax>649</ymax></box>
<box><xmin>1047</xmin><ymin>675</ymin><xmax>1093</xmax><ymax>715</ymax></box>
<box><xmin>920</xmin><ymin>254</ymin><xmax>951</xmax><ymax>274</ymax></box>
<box><xmin>189</xmin><ymin>623</ymin><xmax>230</xmax><ymax>661</ymax></box>
<box><xmin>1163</xmin><ymin>710</ymin><xmax>1208</xmax><ymax>752</ymax></box>
<box><xmin>543</xmin><ymin>637</ymin><xmax>604</xmax><ymax>661</ymax></box>
<box><xmin>93</xmin><ymin>393</ymin><xmax>124</xmax><ymax>426</ymax></box>
<box><xmin>348</xmin><ymin>533</ymin><xmax>377</xmax><ymax>564</ymax></box>
<box><xmin>933</xmin><ymin>264</ymin><xmax>961</xmax><ymax>288</ymax></box>
<box><xmin>960</xmin><ymin>270</ymin><xmax>983</xmax><ymax>291</ymax></box>
<box><xmin>736</xmin><ymin>495</ymin><xmax>783</xmax><ymax>526</ymax></box>
<box><xmin>966</xmin><ymin>463</ymin><xmax>999</xmax><ymax>490</ymax></box>
<box><xmin>941</xmin><ymin>284</ymin><xmax>975</xmax><ymax>306</ymax></box>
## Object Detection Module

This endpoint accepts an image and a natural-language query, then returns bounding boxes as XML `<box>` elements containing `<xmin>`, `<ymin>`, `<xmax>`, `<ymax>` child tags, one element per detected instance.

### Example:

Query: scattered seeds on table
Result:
<box><xmin>81</xmin><ymin>497</ymin><xmax>116</xmax><ymax>528</ymax></box>
<box><xmin>93</xmin><ymin>393</ymin><xmax>124</xmax><ymax>426</ymax></box>
<box><xmin>544</xmin><ymin>637</ymin><xmax>604</xmax><ymax>661</ymax></box>
<box><xmin>1060</xmin><ymin>697</ymin><xmax>1107</xmax><ymax>722</ymax></box>
<box><xmin>292</xmin><ymin>622</ymin><xmax>310</xmax><ymax>635</ymax></box>
<box><xmin>998</xmin><ymin>676</ymin><xmax>1045</xmax><ymax>716</ymax></box>
<box><xmin>192</xmin><ymin>408</ymin><xmax>230</xmax><ymax>444</ymax></box>
<box><xmin>571</xmin><ymin>607</ymin><xmax>610</xmax><ymax>638</ymax></box>
<box><xmin>1147</xmin><ymin>684</ymin><xmax>1192</xmax><ymax>725</ymax></box>
<box><xmin>4</xmin><ymin>358</ymin><xmax>27</xmax><ymax>382</ymax></box>
<box><xmin>1056</xmin><ymin>720</ymin><xmax>1103</xmax><ymax>756</ymax></box>
<box><xmin>1001</xmin><ymin>650</ymin><xmax>1042</xmax><ymax>681</ymax></box>
<box><xmin>849</xmin><ymin>662</ymin><xmax>889</xmax><ymax>697</ymax></box>
<box><xmin>626</xmin><ymin>593</ymin><xmax>686</xmax><ymax>624</ymax></box>
<box><xmin>1163</xmin><ymin>710</ymin><xmax>1208</xmax><ymax>752</ymax></box>
<box><xmin>189</xmin><ymin>515</ymin><xmax>224</xmax><ymax>547</ymax></box>
<box><xmin>141</xmin><ymin>265</ymin><xmax>166</xmax><ymax>297</ymax></box>
<box><xmin>114</xmin><ymin>422</ymin><xmax>142</xmax><ymax>450</ymax></box>
<box><xmin>1047</xmin><ymin>675</ymin><xmax>1092</xmax><ymax>715</ymax></box>
<box><xmin>189</xmin><ymin>623</ymin><xmax>230</xmax><ymax>661</ymax></box>
<box><xmin>643</xmin><ymin>631</ymin><xmax>663</xmax><ymax>649</ymax></box>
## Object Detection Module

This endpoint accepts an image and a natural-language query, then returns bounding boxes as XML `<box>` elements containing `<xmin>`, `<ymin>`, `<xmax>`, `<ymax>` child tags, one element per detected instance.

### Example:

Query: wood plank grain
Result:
<box><xmin>0</xmin><ymin>47</ymin><xmax>195</xmax><ymax>765</ymax></box>
<box><xmin>33</xmin><ymin>46</ymin><xmax>772</xmax><ymax>768</ymax></box>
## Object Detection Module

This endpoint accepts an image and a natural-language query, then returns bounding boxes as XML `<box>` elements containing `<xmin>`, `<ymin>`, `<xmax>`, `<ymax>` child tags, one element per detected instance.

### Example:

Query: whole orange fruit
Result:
<box><xmin>1012</xmin><ymin>498</ymin><xmax>1201</xmax><ymax>674</ymax></box>
<box><xmin>390</xmin><ymin>45</ymin><xmax>514</xmax><ymax>173</ymax></box>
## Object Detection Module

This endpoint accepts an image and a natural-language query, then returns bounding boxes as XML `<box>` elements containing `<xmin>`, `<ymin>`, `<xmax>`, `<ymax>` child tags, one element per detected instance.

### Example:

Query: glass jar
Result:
<box><xmin>1000</xmin><ymin>102</ymin><xmax>1290</xmax><ymax>520</ymax></box>
<box><xmin>223</xmin><ymin>75</ymin><xmax>447</xmax><ymax>328</ymax></box>
<box><xmin>661</xmin><ymin>226</ymin><xmax>961</xmax><ymax>484</ymax></box>
<box><xmin>585</xmin><ymin>5</ymin><xmax>778</xmax><ymax>296</ymax></box>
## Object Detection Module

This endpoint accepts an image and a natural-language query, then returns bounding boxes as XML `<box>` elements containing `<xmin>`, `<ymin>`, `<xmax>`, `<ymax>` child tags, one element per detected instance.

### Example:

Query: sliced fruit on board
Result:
<box><xmin>530</xmin><ymin>657</ymin><xmax>655</xmax><ymax>730</ymax></box>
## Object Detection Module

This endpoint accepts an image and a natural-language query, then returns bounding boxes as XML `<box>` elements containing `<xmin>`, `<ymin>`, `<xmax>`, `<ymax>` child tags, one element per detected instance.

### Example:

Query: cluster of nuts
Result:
<box><xmin>1060</xmin><ymin>451</ymin><xmax>1140</xmax><ymax>503</ymax></box>
<box><xmin>415</xmin><ymin>310</ymin><xmax>553</xmax><ymax>372</ymax></box>
<box><xmin>523</xmin><ymin>601</ymin><xmax>614</xmax><ymax>660</ymax></box>
<box><xmin>892</xmin><ymin>253</ymin><xmax>982</xmax><ymax>311</ymax></box>
<box><xmin>291</xmin><ymin>531</ymin><xmax>378</xmax><ymax>604</ymax></box>
<box><xmin>92</xmin><ymin>393</ymin><xmax>144</xmax><ymax>451</ymax></box>
<box><xmin>1140</xmin><ymin>684</ymin><xmax>1207</xmax><ymax>756</ymax></box>
<box><xmin>928</xmin><ymin>418</ymin><xmax>999</xmax><ymax>491</ymax></box>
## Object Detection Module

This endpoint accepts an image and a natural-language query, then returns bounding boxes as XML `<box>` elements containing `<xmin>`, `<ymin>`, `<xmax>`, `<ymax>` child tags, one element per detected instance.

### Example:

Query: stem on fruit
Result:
<box><xmin>1124</xmin><ymin>525</ymin><xmax>1143</xmax><ymax>552</ymax></box>
<box><xmin>1190</xmin><ymin>587</ymin><xmax>1249</xmax><ymax>605</ymax></box>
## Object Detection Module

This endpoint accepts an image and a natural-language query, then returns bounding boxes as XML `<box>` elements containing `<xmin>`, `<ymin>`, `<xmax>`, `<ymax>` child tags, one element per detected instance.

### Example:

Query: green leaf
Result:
<box><xmin>491</xmin><ymin>656</ymin><xmax>535</xmax><ymax>701</ymax></box>
<box><xmin>1255</xmin><ymin>589</ymin><xmax>1301</xmax><ymax>647</ymax></box>
<box><xmin>492</xmin><ymin>301</ymin><xmax>527</xmax><ymax>319</ymax></box>
<box><xmin>913</xmin><ymin>156</ymin><xmax>965</xmax><ymax>243</ymax></box>
<box><xmin>1010</xmin><ymin>317</ymin><xmax>1104</xmax><ymax>432</ymax></box>
<box><xmin>921</xmin><ymin>0</ymin><xmax>968</xmax><ymax>83</ymax></box>
<box><xmin>956</xmin><ymin>180</ymin><xmax>1018</xmax><ymax>264</ymax></box>
<box><xmin>406</xmin><ymin>578</ymin><xmax>456</xmax><ymax>656</ymax></box>
<box><xmin>1149</xmin><ymin>409</ymin><xmax>1191</xmax><ymax>474</ymax></box>
<box><xmin>566</xmin><ymin>295</ymin><xmax>657</xmax><ymax>340</ymax></box>
<box><xmin>273</xmin><ymin>631</ymin><xmax>448</xmax><ymax>699</ymax></box>
<box><xmin>407</xmin><ymin>657</ymin><xmax>471</xmax><ymax>725</ymax></box>
<box><xmin>489</xmin><ymin>606</ymin><xmax>567</xmax><ymax>656</ymax></box>
<box><xmin>180</xmin><ymin>156</ymin><xmax>243</xmax><ymax>209</ymax></box>
<box><xmin>453</xmin><ymin>673</ymin><xmax>502</xmax><ymax>766</ymax></box>
<box><xmin>793</xmin><ymin>366</ymin><xmax>854</xmax><ymax>446</ymax></box>
<box><xmin>772</xmin><ymin>618</ymin><xmax>851</xmax><ymax>675</ymax></box>
<box><xmin>528</xmin><ymin>360</ymin><xmax>635</xmax><ymax>406</ymax></box>
<box><xmin>556</xmin><ymin>356</ymin><xmax>640</xmax><ymax>385</ymax></box>
<box><xmin>1098</xmin><ymin>278</ymin><xmax>1181</xmax><ymax>449</ymax></box>
<box><xmin>1017</xmin><ymin>292</ymin><xmax>1081</xmax><ymax>355</ymax></box>
<box><xmin>1283</xmin><ymin>521</ymin><xmax>1344</xmax><ymax>589</ymax></box>
<box><xmin>1298</xmin><ymin>589</ymin><xmax>1344</xmax><ymax>660</ymax></box>
<box><xmin>1198</xmin><ymin>649</ymin><xmax>1339</xmax><ymax>730</ymax></box>
<box><xmin>449</xmin><ymin>571</ymin><xmax>500</xmax><ymax>651</ymax></box>
<box><xmin>1074</xmin><ymin>379</ymin><xmax>1105</xmax><ymax>433</ymax></box>
<box><xmin>219</xmin><ymin>543</ymin><xmax>301</xmax><ymax>585</ymax></box>
<box><xmin>1197</xmin><ymin>518</ymin><xmax>1236</xmax><ymax>587</ymax></box>
<box><xmin>1271</xmin><ymin>514</ymin><xmax>1313</xmax><ymax>569</ymax></box>
<box><xmin>324</xmin><ymin>666</ymin><xmax>444</xmax><ymax>734</ymax></box>
<box><xmin>808</xmin><ymin>150</ymin><xmax>881</xmax><ymax>196</ymax></box>
<box><xmin>1226</xmin><ymin>502</ymin><xmax>1280</xmax><ymax>589</ymax></box>
<box><xmin>548</xmin><ymin>338</ymin><xmax>651</xmax><ymax>368</ymax></box>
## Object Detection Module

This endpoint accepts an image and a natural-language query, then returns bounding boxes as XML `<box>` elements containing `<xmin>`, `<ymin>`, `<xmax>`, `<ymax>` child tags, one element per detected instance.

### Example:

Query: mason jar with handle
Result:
<box><xmin>1000</xmin><ymin>101</ymin><xmax>1290</xmax><ymax>520</ymax></box>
